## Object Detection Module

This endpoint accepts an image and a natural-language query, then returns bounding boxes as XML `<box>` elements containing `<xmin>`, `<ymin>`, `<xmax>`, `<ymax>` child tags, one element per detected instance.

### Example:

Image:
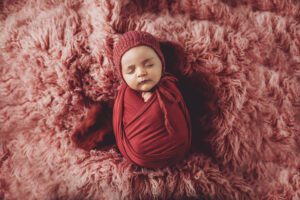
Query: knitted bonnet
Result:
<box><xmin>113</xmin><ymin>31</ymin><xmax>166</xmax><ymax>79</ymax></box>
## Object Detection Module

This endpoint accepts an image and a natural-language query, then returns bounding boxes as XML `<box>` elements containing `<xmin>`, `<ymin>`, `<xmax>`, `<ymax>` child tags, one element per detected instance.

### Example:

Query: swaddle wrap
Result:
<box><xmin>113</xmin><ymin>74</ymin><xmax>191</xmax><ymax>168</ymax></box>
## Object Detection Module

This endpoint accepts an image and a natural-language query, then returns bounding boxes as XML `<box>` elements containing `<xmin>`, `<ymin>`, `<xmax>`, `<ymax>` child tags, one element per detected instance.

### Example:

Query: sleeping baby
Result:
<box><xmin>113</xmin><ymin>31</ymin><xmax>192</xmax><ymax>168</ymax></box>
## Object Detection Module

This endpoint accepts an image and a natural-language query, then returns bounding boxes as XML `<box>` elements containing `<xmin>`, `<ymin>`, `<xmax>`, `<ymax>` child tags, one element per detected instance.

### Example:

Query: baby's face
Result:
<box><xmin>121</xmin><ymin>45</ymin><xmax>162</xmax><ymax>92</ymax></box>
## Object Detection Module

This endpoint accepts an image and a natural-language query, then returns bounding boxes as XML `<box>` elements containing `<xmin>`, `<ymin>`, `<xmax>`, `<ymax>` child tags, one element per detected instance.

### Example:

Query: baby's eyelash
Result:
<box><xmin>127</xmin><ymin>68</ymin><xmax>135</xmax><ymax>74</ymax></box>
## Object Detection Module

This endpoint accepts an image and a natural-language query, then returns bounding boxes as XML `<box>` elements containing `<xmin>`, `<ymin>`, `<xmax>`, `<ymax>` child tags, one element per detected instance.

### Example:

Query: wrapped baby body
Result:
<box><xmin>112</xmin><ymin>31</ymin><xmax>191</xmax><ymax>168</ymax></box>
<box><xmin>113</xmin><ymin>75</ymin><xmax>191</xmax><ymax>168</ymax></box>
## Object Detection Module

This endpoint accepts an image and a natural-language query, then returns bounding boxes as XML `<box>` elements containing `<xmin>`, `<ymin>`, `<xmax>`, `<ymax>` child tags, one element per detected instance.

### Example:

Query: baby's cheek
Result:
<box><xmin>154</xmin><ymin>71</ymin><xmax>162</xmax><ymax>81</ymax></box>
<box><xmin>131</xmin><ymin>80</ymin><xmax>141</xmax><ymax>91</ymax></box>
<box><xmin>132</xmin><ymin>78</ymin><xmax>139</xmax><ymax>87</ymax></box>
<box><xmin>124</xmin><ymin>76</ymin><xmax>134</xmax><ymax>85</ymax></box>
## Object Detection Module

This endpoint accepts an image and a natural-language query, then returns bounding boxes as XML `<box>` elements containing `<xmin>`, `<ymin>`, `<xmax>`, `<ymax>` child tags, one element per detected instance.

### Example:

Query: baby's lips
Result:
<box><xmin>138</xmin><ymin>79</ymin><xmax>150</xmax><ymax>84</ymax></box>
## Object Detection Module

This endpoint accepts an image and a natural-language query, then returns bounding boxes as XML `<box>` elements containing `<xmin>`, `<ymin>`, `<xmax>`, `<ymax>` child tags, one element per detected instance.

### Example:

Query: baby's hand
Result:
<box><xmin>141</xmin><ymin>91</ymin><xmax>153</xmax><ymax>102</ymax></box>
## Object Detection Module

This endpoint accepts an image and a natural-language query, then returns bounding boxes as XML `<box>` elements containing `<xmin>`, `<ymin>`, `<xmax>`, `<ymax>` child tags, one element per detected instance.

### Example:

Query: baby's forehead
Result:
<box><xmin>121</xmin><ymin>45</ymin><xmax>160</xmax><ymax>65</ymax></box>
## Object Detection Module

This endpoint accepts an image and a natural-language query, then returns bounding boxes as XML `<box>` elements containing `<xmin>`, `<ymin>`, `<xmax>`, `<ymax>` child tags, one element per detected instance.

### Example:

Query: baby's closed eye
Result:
<box><xmin>145</xmin><ymin>63</ymin><xmax>154</xmax><ymax>68</ymax></box>
<box><xmin>126</xmin><ymin>66</ymin><xmax>135</xmax><ymax>74</ymax></box>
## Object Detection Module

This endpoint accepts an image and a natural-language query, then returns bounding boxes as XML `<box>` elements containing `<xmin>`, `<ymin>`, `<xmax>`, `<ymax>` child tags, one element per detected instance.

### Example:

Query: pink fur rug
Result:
<box><xmin>1</xmin><ymin>0</ymin><xmax>300</xmax><ymax>199</ymax></box>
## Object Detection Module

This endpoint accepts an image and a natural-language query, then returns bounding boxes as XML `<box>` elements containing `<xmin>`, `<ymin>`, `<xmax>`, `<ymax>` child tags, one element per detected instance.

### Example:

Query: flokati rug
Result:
<box><xmin>1</xmin><ymin>0</ymin><xmax>300</xmax><ymax>199</ymax></box>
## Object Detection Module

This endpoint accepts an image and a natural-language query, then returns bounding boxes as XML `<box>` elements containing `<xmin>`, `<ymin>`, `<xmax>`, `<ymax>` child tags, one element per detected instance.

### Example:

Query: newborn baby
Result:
<box><xmin>113</xmin><ymin>31</ymin><xmax>191</xmax><ymax>168</ymax></box>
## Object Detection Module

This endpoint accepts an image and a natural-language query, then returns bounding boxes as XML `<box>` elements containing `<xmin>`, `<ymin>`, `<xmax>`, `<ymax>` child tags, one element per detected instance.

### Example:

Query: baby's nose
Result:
<box><xmin>137</xmin><ymin>68</ymin><xmax>147</xmax><ymax>77</ymax></box>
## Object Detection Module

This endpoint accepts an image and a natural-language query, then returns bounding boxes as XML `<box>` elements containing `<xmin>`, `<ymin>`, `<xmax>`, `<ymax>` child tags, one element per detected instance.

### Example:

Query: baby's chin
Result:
<box><xmin>135</xmin><ymin>81</ymin><xmax>156</xmax><ymax>92</ymax></box>
<box><xmin>142</xmin><ymin>82</ymin><xmax>159</xmax><ymax>91</ymax></box>
<box><xmin>137</xmin><ymin>86</ymin><xmax>154</xmax><ymax>92</ymax></box>
<box><xmin>128</xmin><ymin>85</ymin><xmax>153</xmax><ymax>93</ymax></box>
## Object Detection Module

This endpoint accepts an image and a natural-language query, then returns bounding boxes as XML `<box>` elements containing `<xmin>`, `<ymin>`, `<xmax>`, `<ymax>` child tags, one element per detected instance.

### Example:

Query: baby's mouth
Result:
<box><xmin>139</xmin><ymin>79</ymin><xmax>150</xmax><ymax>84</ymax></box>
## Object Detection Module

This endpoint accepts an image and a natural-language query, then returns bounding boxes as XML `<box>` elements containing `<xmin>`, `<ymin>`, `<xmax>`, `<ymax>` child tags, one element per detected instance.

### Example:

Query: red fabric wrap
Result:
<box><xmin>113</xmin><ymin>75</ymin><xmax>192</xmax><ymax>168</ymax></box>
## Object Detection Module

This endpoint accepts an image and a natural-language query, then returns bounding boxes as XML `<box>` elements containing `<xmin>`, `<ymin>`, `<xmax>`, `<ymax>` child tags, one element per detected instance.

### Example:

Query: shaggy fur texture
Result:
<box><xmin>1</xmin><ymin>0</ymin><xmax>300</xmax><ymax>199</ymax></box>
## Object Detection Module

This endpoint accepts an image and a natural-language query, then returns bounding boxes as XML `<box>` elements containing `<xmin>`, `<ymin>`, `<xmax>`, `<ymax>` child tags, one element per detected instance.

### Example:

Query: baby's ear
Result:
<box><xmin>159</xmin><ymin>41</ymin><xmax>186</xmax><ymax>76</ymax></box>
